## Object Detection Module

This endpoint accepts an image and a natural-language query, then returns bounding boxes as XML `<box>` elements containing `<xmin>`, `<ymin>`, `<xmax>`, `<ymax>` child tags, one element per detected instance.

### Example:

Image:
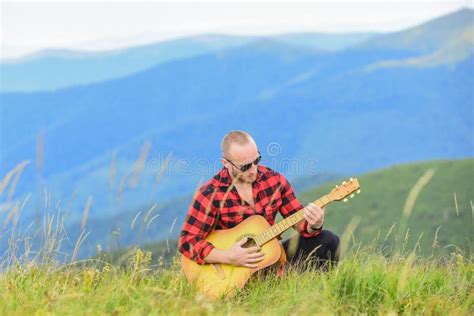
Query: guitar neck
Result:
<box><xmin>255</xmin><ymin>194</ymin><xmax>333</xmax><ymax>246</ymax></box>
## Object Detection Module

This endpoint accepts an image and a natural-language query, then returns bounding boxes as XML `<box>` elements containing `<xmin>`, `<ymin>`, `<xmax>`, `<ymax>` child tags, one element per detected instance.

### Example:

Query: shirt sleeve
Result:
<box><xmin>278</xmin><ymin>174</ymin><xmax>322</xmax><ymax>238</ymax></box>
<box><xmin>178</xmin><ymin>186</ymin><xmax>217</xmax><ymax>264</ymax></box>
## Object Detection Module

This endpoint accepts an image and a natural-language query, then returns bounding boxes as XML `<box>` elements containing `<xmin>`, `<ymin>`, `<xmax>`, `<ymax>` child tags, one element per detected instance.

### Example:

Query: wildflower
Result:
<box><xmin>102</xmin><ymin>264</ymin><xmax>111</xmax><ymax>275</ymax></box>
<box><xmin>83</xmin><ymin>268</ymin><xmax>101</xmax><ymax>292</ymax></box>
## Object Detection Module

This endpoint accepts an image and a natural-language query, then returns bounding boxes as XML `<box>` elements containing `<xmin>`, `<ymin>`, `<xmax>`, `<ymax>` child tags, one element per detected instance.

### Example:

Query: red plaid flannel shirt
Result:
<box><xmin>178</xmin><ymin>165</ymin><xmax>321</xmax><ymax>264</ymax></box>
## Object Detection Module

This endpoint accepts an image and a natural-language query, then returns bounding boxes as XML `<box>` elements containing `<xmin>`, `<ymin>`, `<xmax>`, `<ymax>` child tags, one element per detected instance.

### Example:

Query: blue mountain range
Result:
<box><xmin>0</xmin><ymin>8</ymin><xmax>473</xmax><ymax>257</ymax></box>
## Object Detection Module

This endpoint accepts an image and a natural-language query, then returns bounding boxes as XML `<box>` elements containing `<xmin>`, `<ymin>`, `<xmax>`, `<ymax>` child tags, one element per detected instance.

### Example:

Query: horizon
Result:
<box><xmin>1</xmin><ymin>1</ymin><xmax>473</xmax><ymax>61</ymax></box>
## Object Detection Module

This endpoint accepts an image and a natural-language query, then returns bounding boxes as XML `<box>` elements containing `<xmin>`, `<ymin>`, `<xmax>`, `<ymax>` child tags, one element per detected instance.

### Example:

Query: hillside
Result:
<box><xmin>298</xmin><ymin>158</ymin><xmax>473</xmax><ymax>256</ymax></box>
<box><xmin>80</xmin><ymin>159</ymin><xmax>473</xmax><ymax>261</ymax></box>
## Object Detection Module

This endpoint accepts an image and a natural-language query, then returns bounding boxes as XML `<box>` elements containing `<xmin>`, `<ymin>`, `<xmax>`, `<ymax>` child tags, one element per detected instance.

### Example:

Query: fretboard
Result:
<box><xmin>254</xmin><ymin>194</ymin><xmax>332</xmax><ymax>246</ymax></box>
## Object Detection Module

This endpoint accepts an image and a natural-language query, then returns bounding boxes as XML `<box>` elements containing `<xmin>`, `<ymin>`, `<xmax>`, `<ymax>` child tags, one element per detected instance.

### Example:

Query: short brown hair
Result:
<box><xmin>221</xmin><ymin>130</ymin><xmax>254</xmax><ymax>158</ymax></box>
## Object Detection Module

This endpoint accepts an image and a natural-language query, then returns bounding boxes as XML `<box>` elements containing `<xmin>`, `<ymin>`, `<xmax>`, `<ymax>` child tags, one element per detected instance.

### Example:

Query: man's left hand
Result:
<box><xmin>303</xmin><ymin>202</ymin><xmax>324</xmax><ymax>230</ymax></box>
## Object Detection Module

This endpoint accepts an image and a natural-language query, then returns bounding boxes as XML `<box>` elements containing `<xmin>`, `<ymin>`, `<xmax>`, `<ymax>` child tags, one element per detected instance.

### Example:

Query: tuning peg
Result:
<box><xmin>335</xmin><ymin>185</ymin><xmax>339</xmax><ymax>188</ymax></box>
<box><xmin>342</xmin><ymin>181</ymin><xmax>346</xmax><ymax>185</ymax></box>
<box><xmin>343</xmin><ymin>198</ymin><xmax>348</xmax><ymax>202</ymax></box>
<box><xmin>350</xmin><ymin>194</ymin><xmax>355</xmax><ymax>198</ymax></box>
<box><xmin>350</xmin><ymin>177</ymin><xmax>353</xmax><ymax>181</ymax></box>
<box><xmin>357</xmin><ymin>189</ymin><xmax>361</xmax><ymax>194</ymax></box>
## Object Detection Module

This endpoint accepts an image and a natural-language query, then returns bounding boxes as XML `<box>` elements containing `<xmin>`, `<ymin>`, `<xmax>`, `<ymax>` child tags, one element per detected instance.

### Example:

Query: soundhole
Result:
<box><xmin>239</xmin><ymin>234</ymin><xmax>257</xmax><ymax>248</ymax></box>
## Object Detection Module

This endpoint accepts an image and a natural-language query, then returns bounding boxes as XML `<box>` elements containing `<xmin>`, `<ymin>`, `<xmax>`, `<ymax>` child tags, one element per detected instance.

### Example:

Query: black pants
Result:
<box><xmin>281</xmin><ymin>230</ymin><xmax>340</xmax><ymax>270</ymax></box>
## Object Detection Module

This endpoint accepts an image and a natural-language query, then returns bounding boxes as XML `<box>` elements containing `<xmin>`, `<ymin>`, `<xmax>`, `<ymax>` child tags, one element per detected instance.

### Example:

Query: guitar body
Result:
<box><xmin>181</xmin><ymin>215</ymin><xmax>282</xmax><ymax>299</ymax></box>
<box><xmin>181</xmin><ymin>177</ymin><xmax>361</xmax><ymax>299</ymax></box>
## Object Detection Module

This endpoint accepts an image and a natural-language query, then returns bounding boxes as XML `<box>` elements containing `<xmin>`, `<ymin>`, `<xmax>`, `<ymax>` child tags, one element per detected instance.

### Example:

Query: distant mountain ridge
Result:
<box><xmin>357</xmin><ymin>8</ymin><xmax>474</xmax><ymax>54</ymax></box>
<box><xmin>0</xmin><ymin>33</ymin><xmax>374</xmax><ymax>92</ymax></box>
<box><xmin>0</xmin><ymin>35</ymin><xmax>253</xmax><ymax>92</ymax></box>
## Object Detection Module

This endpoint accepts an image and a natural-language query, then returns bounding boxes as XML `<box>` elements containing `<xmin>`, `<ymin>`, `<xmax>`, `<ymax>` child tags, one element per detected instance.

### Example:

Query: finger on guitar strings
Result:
<box><xmin>238</xmin><ymin>237</ymin><xmax>248</xmax><ymax>245</ymax></box>
<box><xmin>303</xmin><ymin>208</ymin><xmax>315</xmax><ymax>221</ymax></box>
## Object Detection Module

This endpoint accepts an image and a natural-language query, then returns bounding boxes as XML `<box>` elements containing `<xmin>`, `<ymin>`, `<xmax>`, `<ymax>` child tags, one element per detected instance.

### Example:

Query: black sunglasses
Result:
<box><xmin>224</xmin><ymin>152</ymin><xmax>262</xmax><ymax>172</ymax></box>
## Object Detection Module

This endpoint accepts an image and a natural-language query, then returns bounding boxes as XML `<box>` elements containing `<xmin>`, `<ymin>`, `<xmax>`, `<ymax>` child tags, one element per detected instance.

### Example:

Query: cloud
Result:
<box><xmin>1</xmin><ymin>1</ymin><xmax>472</xmax><ymax>59</ymax></box>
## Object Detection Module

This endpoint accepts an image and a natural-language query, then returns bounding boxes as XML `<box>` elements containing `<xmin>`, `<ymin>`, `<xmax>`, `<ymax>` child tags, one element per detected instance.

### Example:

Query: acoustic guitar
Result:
<box><xmin>181</xmin><ymin>177</ymin><xmax>361</xmax><ymax>299</ymax></box>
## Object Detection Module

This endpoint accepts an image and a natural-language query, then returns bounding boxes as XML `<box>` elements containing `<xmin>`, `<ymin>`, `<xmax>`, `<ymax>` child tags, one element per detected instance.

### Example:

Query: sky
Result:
<box><xmin>1</xmin><ymin>0</ymin><xmax>473</xmax><ymax>60</ymax></box>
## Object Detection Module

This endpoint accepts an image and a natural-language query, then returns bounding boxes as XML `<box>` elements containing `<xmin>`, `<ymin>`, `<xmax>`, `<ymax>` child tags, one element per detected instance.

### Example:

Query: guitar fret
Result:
<box><xmin>295</xmin><ymin>212</ymin><xmax>303</xmax><ymax>222</ymax></box>
<box><xmin>322</xmin><ymin>195</ymin><xmax>330</xmax><ymax>206</ymax></box>
<box><xmin>319</xmin><ymin>196</ymin><xmax>325</xmax><ymax>205</ymax></box>
<box><xmin>254</xmin><ymin>235</ymin><xmax>261</xmax><ymax>246</ymax></box>
<box><xmin>291</xmin><ymin>216</ymin><xmax>296</xmax><ymax>225</ymax></box>
<box><xmin>257</xmin><ymin>195</ymin><xmax>336</xmax><ymax>246</ymax></box>
<box><xmin>264</xmin><ymin>229</ymin><xmax>270</xmax><ymax>241</ymax></box>
<box><xmin>288</xmin><ymin>216</ymin><xmax>294</xmax><ymax>225</ymax></box>
<box><xmin>275</xmin><ymin>224</ymin><xmax>281</xmax><ymax>236</ymax></box>
<box><xmin>280</xmin><ymin>222</ymin><xmax>286</xmax><ymax>232</ymax></box>
<box><xmin>271</xmin><ymin>226</ymin><xmax>277</xmax><ymax>237</ymax></box>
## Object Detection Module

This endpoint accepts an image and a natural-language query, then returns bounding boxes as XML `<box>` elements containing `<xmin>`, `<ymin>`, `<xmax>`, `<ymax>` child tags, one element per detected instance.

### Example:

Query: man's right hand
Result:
<box><xmin>224</xmin><ymin>238</ymin><xmax>264</xmax><ymax>268</ymax></box>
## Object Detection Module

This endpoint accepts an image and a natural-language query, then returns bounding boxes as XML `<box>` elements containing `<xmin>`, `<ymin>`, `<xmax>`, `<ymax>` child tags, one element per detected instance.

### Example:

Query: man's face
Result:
<box><xmin>223</xmin><ymin>142</ymin><xmax>259</xmax><ymax>184</ymax></box>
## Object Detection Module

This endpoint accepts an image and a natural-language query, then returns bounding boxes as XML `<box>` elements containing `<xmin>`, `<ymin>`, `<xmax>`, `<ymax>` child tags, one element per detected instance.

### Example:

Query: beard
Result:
<box><xmin>229</xmin><ymin>167</ymin><xmax>257</xmax><ymax>184</ymax></box>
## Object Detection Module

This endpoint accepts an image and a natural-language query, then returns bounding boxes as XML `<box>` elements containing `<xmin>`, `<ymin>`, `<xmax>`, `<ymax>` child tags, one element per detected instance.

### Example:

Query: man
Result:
<box><xmin>178</xmin><ymin>130</ymin><xmax>340</xmax><ymax>272</ymax></box>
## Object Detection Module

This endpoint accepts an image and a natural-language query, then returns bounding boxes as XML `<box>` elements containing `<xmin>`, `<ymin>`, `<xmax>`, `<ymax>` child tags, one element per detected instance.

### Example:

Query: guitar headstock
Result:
<box><xmin>328</xmin><ymin>177</ymin><xmax>361</xmax><ymax>202</ymax></box>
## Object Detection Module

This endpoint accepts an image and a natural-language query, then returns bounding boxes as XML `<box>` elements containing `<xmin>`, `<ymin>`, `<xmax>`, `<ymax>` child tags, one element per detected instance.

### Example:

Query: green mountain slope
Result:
<box><xmin>298</xmin><ymin>158</ymin><xmax>473</xmax><ymax>256</ymax></box>
<box><xmin>105</xmin><ymin>159</ymin><xmax>473</xmax><ymax>262</ymax></box>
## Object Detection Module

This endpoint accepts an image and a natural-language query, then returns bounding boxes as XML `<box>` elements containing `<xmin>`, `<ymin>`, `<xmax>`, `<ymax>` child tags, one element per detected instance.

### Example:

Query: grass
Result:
<box><xmin>0</xmin><ymin>158</ymin><xmax>473</xmax><ymax>314</ymax></box>
<box><xmin>0</xmin><ymin>246</ymin><xmax>472</xmax><ymax>315</ymax></box>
